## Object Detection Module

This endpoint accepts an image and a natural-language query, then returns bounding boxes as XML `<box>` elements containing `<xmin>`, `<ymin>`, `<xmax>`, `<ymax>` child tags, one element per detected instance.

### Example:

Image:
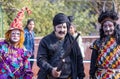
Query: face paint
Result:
<box><xmin>10</xmin><ymin>29</ymin><xmax>20</xmax><ymax>43</ymax></box>
<box><xmin>102</xmin><ymin>21</ymin><xmax>115</xmax><ymax>36</ymax></box>
<box><xmin>54</xmin><ymin>23</ymin><xmax>67</xmax><ymax>40</ymax></box>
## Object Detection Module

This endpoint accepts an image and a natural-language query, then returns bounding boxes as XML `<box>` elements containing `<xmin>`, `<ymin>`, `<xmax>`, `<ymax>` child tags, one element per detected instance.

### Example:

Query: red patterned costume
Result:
<box><xmin>89</xmin><ymin>1</ymin><xmax>120</xmax><ymax>79</ymax></box>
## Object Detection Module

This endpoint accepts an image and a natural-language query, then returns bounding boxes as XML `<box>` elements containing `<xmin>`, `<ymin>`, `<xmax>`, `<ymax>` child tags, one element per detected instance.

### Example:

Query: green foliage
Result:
<box><xmin>64</xmin><ymin>1</ymin><xmax>98</xmax><ymax>35</ymax></box>
<box><xmin>32</xmin><ymin>0</ymin><xmax>68</xmax><ymax>36</ymax></box>
<box><xmin>1</xmin><ymin>0</ymin><xmax>113</xmax><ymax>37</ymax></box>
<box><xmin>1</xmin><ymin>0</ymin><xmax>33</xmax><ymax>37</ymax></box>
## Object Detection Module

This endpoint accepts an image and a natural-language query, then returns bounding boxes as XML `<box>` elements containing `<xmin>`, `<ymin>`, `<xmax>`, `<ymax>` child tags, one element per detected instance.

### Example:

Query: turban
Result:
<box><xmin>53</xmin><ymin>13</ymin><xmax>70</xmax><ymax>29</ymax></box>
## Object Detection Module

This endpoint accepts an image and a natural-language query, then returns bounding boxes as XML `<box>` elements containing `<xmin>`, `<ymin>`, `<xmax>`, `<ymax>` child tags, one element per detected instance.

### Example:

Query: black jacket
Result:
<box><xmin>37</xmin><ymin>32</ymin><xmax>85</xmax><ymax>79</ymax></box>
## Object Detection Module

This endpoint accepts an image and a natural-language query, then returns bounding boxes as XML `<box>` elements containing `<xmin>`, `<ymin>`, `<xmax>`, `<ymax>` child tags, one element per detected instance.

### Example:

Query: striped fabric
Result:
<box><xmin>94</xmin><ymin>37</ymin><xmax>120</xmax><ymax>79</ymax></box>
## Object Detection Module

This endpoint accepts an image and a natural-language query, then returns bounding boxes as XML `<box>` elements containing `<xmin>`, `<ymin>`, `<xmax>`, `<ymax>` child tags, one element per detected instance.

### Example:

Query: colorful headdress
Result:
<box><xmin>98</xmin><ymin>0</ymin><xmax>119</xmax><ymax>24</ymax></box>
<box><xmin>5</xmin><ymin>7</ymin><xmax>31</xmax><ymax>48</ymax></box>
<box><xmin>9</xmin><ymin>7</ymin><xmax>31</xmax><ymax>31</ymax></box>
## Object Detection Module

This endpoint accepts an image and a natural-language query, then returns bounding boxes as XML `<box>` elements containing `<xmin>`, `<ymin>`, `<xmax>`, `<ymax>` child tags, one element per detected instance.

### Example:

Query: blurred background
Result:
<box><xmin>0</xmin><ymin>0</ymin><xmax>120</xmax><ymax>38</ymax></box>
<box><xmin>0</xmin><ymin>0</ymin><xmax>120</xmax><ymax>79</ymax></box>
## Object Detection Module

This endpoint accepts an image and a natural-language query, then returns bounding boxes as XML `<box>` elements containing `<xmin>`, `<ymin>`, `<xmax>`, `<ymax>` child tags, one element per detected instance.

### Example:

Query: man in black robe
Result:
<box><xmin>37</xmin><ymin>13</ymin><xmax>85</xmax><ymax>79</ymax></box>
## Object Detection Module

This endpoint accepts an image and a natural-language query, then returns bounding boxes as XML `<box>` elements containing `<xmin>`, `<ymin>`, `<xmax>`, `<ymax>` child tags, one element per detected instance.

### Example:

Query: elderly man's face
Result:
<box><xmin>102</xmin><ymin>21</ymin><xmax>115</xmax><ymax>36</ymax></box>
<box><xmin>54</xmin><ymin>23</ymin><xmax>67</xmax><ymax>40</ymax></box>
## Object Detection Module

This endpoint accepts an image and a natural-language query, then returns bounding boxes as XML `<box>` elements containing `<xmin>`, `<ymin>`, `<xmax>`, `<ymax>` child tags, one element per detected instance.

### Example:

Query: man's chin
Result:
<box><xmin>105</xmin><ymin>32</ymin><xmax>114</xmax><ymax>36</ymax></box>
<box><xmin>58</xmin><ymin>36</ymin><xmax>64</xmax><ymax>40</ymax></box>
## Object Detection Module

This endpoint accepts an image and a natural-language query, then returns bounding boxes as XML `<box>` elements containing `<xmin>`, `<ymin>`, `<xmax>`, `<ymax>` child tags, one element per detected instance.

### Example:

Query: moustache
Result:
<box><xmin>58</xmin><ymin>31</ymin><xmax>65</xmax><ymax>34</ymax></box>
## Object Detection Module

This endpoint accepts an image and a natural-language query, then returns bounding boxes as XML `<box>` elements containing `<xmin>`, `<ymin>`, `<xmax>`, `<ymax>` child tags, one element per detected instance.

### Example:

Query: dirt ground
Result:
<box><xmin>31</xmin><ymin>61</ymin><xmax>90</xmax><ymax>79</ymax></box>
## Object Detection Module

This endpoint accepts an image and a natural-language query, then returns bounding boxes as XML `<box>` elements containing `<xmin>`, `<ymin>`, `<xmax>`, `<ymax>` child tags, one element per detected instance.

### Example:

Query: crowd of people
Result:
<box><xmin>0</xmin><ymin>1</ymin><xmax>120</xmax><ymax>79</ymax></box>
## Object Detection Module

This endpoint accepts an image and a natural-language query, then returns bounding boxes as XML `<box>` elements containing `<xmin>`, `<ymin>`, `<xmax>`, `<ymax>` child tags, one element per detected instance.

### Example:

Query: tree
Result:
<box><xmin>1</xmin><ymin>0</ymin><xmax>120</xmax><ymax>37</ymax></box>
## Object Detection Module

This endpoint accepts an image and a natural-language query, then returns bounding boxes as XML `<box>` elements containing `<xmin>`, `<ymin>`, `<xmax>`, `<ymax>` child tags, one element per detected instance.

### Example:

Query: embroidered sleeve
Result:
<box><xmin>22</xmin><ymin>50</ymin><xmax>33</xmax><ymax>78</ymax></box>
<box><xmin>23</xmin><ymin>59</ymin><xmax>33</xmax><ymax>79</ymax></box>
<box><xmin>22</xmin><ymin>46</ymin><xmax>32</xmax><ymax>59</ymax></box>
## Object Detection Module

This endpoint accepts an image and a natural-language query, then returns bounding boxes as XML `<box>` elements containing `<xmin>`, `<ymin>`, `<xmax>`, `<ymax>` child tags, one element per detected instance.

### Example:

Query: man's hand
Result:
<box><xmin>52</xmin><ymin>67</ymin><xmax>61</xmax><ymax>78</ymax></box>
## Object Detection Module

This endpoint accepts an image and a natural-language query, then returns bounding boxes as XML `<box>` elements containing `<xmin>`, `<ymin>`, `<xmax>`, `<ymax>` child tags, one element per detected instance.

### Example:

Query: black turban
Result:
<box><xmin>53</xmin><ymin>13</ymin><xmax>70</xmax><ymax>29</ymax></box>
<box><xmin>68</xmin><ymin>15</ymin><xmax>74</xmax><ymax>23</ymax></box>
